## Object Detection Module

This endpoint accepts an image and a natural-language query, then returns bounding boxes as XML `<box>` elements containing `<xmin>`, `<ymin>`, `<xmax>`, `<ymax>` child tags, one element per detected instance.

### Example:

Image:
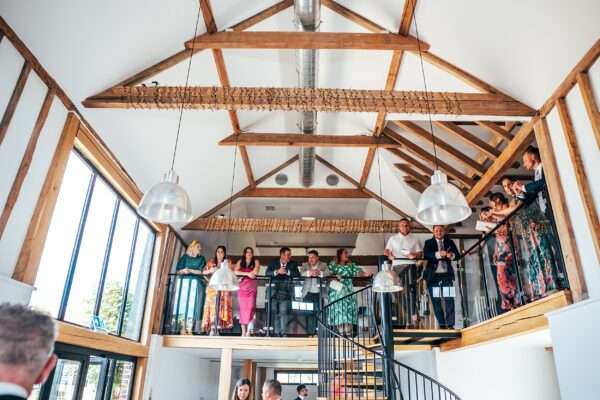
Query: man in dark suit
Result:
<box><xmin>266</xmin><ymin>247</ymin><xmax>300</xmax><ymax>337</ymax></box>
<box><xmin>292</xmin><ymin>384</ymin><xmax>308</xmax><ymax>400</ymax></box>
<box><xmin>0</xmin><ymin>303</ymin><xmax>57</xmax><ymax>400</ymax></box>
<box><xmin>423</xmin><ymin>226</ymin><xmax>460</xmax><ymax>329</ymax></box>
<box><xmin>514</xmin><ymin>145</ymin><xmax>547</xmax><ymax>213</ymax></box>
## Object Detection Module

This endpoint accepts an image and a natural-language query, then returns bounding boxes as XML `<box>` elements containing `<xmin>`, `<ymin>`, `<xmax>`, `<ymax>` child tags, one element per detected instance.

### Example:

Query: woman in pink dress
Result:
<box><xmin>235</xmin><ymin>247</ymin><xmax>260</xmax><ymax>336</ymax></box>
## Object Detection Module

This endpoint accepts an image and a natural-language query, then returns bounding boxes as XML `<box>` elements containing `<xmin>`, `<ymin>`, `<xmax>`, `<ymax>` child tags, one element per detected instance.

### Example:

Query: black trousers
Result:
<box><xmin>427</xmin><ymin>275</ymin><xmax>455</xmax><ymax>328</ymax></box>
<box><xmin>304</xmin><ymin>292</ymin><xmax>321</xmax><ymax>335</ymax></box>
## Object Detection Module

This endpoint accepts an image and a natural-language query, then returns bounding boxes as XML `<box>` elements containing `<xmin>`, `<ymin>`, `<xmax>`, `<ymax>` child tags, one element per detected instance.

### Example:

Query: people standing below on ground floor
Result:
<box><xmin>201</xmin><ymin>245</ymin><xmax>234</xmax><ymax>335</ymax></box>
<box><xmin>262</xmin><ymin>380</ymin><xmax>282</xmax><ymax>400</ymax></box>
<box><xmin>235</xmin><ymin>247</ymin><xmax>260</xmax><ymax>337</ymax></box>
<box><xmin>231</xmin><ymin>378</ymin><xmax>253</xmax><ymax>400</ymax></box>
<box><xmin>384</xmin><ymin>218</ymin><xmax>422</xmax><ymax>326</ymax></box>
<box><xmin>328</xmin><ymin>248</ymin><xmax>371</xmax><ymax>337</ymax></box>
<box><xmin>266</xmin><ymin>247</ymin><xmax>300</xmax><ymax>337</ymax></box>
<box><xmin>0</xmin><ymin>304</ymin><xmax>58</xmax><ymax>400</ymax></box>
<box><xmin>423</xmin><ymin>225</ymin><xmax>459</xmax><ymax>329</ymax></box>
<box><xmin>293</xmin><ymin>384</ymin><xmax>309</xmax><ymax>400</ymax></box>
<box><xmin>300</xmin><ymin>250</ymin><xmax>329</xmax><ymax>336</ymax></box>
<box><xmin>175</xmin><ymin>240</ymin><xmax>207</xmax><ymax>334</ymax></box>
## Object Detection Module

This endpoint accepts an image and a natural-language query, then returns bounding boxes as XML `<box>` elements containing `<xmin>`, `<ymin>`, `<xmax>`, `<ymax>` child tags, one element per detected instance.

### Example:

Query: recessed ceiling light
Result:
<box><xmin>275</xmin><ymin>173</ymin><xmax>288</xmax><ymax>185</ymax></box>
<box><xmin>326</xmin><ymin>174</ymin><xmax>339</xmax><ymax>186</ymax></box>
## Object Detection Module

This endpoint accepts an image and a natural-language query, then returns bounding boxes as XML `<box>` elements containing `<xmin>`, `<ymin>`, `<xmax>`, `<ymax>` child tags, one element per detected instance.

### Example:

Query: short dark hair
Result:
<box><xmin>480</xmin><ymin>206</ymin><xmax>491</xmax><ymax>213</ymax></box>
<box><xmin>307</xmin><ymin>250</ymin><xmax>319</xmax><ymax>257</ymax></box>
<box><xmin>489</xmin><ymin>192</ymin><xmax>508</xmax><ymax>205</ymax></box>
<box><xmin>500</xmin><ymin>175</ymin><xmax>514</xmax><ymax>184</ymax></box>
<box><xmin>399</xmin><ymin>217</ymin><xmax>410</xmax><ymax>223</ymax></box>
<box><xmin>524</xmin><ymin>145</ymin><xmax>541</xmax><ymax>161</ymax></box>
<box><xmin>297</xmin><ymin>384</ymin><xmax>307</xmax><ymax>393</ymax></box>
<box><xmin>280</xmin><ymin>247</ymin><xmax>291</xmax><ymax>255</ymax></box>
<box><xmin>263</xmin><ymin>380</ymin><xmax>282</xmax><ymax>396</ymax></box>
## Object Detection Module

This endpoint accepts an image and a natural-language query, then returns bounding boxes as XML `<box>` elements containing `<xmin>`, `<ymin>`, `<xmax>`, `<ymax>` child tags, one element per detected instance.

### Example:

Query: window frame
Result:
<box><xmin>43</xmin><ymin>149</ymin><xmax>157</xmax><ymax>341</ymax></box>
<box><xmin>274</xmin><ymin>369</ymin><xmax>319</xmax><ymax>386</ymax></box>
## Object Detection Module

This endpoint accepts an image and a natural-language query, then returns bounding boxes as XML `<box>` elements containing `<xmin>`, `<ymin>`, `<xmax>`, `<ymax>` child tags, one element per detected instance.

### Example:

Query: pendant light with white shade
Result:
<box><xmin>137</xmin><ymin>7</ymin><xmax>203</xmax><ymax>224</ymax></box>
<box><xmin>411</xmin><ymin>12</ymin><xmax>472</xmax><ymax>226</ymax></box>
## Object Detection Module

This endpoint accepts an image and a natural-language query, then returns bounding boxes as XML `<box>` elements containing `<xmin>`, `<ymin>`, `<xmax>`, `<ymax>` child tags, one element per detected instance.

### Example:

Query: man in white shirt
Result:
<box><xmin>300</xmin><ymin>250</ymin><xmax>329</xmax><ymax>336</ymax></box>
<box><xmin>0</xmin><ymin>303</ymin><xmax>57</xmax><ymax>400</ymax></box>
<box><xmin>513</xmin><ymin>145</ymin><xmax>546</xmax><ymax>213</ymax></box>
<box><xmin>384</xmin><ymin>218</ymin><xmax>423</xmax><ymax>326</ymax></box>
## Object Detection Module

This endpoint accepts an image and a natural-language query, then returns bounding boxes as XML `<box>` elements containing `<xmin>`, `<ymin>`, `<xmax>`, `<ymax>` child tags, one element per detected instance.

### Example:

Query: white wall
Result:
<box><xmin>0</xmin><ymin>35</ymin><xmax>69</xmax><ymax>283</ymax></box>
<box><xmin>143</xmin><ymin>336</ymin><xmax>217</xmax><ymax>400</ymax></box>
<box><xmin>436</xmin><ymin>333</ymin><xmax>560</xmax><ymax>400</ymax></box>
<box><xmin>547</xmin><ymin>299</ymin><xmax>600</xmax><ymax>400</ymax></box>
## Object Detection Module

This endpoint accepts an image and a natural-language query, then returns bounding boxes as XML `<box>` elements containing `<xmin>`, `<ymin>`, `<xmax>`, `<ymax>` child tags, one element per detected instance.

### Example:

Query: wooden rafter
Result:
<box><xmin>198</xmin><ymin>0</ymin><xmax>256</xmax><ymax>187</ymax></box>
<box><xmin>185</xmin><ymin>217</ymin><xmax>409</xmax><ymax>233</ymax></box>
<box><xmin>242</xmin><ymin>188</ymin><xmax>369</xmax><ymax>199</ymax></box>
<box><xmin>383</xmin><ymin>127</ymin><xmax>475</xmax><ymax>187</ymax></box>
<box><xmin>83</xmin><ymin>86</ymin><xmax>536</xmax><ymax>116</ymax></box>
<box><xmin>0</xmin><ymin>62</ymin><xmax>32</xmax><ymax>145</ymax></box>
<box><xmin>432</xmin><ymin>121</ymin><xmax>501</xmax><ymax>159</ymax></box>
<box><xmin>392</xmin><ymin>121</ymin><xmax>485</xmax><ymax>174</ymax></box>
<box><xmin>388</xmin><ymin>148</ymin><xmax>434</xmax><ymax>177</ymax></box>
<box><xmin>475</xmin><ymin>120</ymin><xmax>515</xmax><ymax>141</ymax></box>
<box><xmin>576</xmin><ymin>72</ymin><xmax>600</xmax><ymax>149</ymax></box>
<box><xmin>465</xmin><ymin>118</ymin><xmax>536</xmax><ymax>204</ymax></box>
<box><xmin>94</xmin><ymin>1</ymin><xmax>293</xmax><ymax>89</ymax></box>
<box><xmin>218</xmin><ymin>132</ymin><xmax>397</xmax><ymax>148</ymax></box>
<box><xmin>360</xmin><ymin>0</ymin><xmax>417</xmax><ymax>188</ymax></box>
<box><xmin>395</xmin><ymin>163</ymin><xmax>430</xmax><ymax>186</ymax></box>
<box><xmin>185</xmin><ymin>31</ymin><xmax>428</xmax><ymax>51</ymax></box>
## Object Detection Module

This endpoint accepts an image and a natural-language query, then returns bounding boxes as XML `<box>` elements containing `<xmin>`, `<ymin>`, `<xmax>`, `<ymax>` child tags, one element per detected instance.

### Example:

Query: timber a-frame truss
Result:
<box><xmin>83</xmin><ymin>0</ymin><xmax>535</xmax><ymax>227</ymax></box>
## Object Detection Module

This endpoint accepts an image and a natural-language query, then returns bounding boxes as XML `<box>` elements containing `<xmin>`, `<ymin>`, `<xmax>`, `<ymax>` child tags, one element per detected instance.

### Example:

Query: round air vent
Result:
<box><xmin>326</xmin><ymin>174</ymin><xmax>340</xmax><ymax>186</ymax></box>
<box><xmin>275</xmin><ymin>173</ymin><xmax>288</xmax><ymax>186</ymax></box>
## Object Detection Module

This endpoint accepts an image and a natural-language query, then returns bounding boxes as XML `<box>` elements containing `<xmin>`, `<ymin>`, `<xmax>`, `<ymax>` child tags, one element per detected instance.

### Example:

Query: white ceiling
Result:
<box><xmin>1</xmin><ymin>0</ymin><xmax>599</xmax><ymax>247</ymax></box>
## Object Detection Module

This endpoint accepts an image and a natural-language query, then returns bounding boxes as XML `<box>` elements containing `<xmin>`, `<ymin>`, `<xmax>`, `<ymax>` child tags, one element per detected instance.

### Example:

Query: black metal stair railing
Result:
<box><xmin>317</xmin><ymin>284</ymin><xmax>462</xmax><ymax>400</ymax></box>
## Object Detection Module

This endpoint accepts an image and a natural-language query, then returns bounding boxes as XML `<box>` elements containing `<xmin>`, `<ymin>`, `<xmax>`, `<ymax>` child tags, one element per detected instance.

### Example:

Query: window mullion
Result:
<box><xmin>58</xmin><ymin>174</ymin><xmax>96</xmax><ymax>321</ymax></box>
<box><xmin>117</xmin><ymin>219</ymin><xmax>140</xmax><ymax>337</ymax></box>
<box><xmin>93</xmin><ymin>199</ymin><xmax>121</xmax><ymax>317</ymax></box>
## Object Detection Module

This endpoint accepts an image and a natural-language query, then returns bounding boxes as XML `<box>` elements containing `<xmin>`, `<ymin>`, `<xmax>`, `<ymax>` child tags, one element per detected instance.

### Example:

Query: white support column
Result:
<box><xmin>218</xmin><ymin>348</ymin><xmax>233</xmax><ymax>400</ymax></box>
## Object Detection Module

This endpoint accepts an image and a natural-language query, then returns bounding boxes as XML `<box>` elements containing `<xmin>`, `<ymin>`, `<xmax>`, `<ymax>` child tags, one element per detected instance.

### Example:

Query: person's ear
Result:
<box><xmin>35</xmin><ymin>354</ymin><xmax>57</xmax><ymax>385</ymax></box>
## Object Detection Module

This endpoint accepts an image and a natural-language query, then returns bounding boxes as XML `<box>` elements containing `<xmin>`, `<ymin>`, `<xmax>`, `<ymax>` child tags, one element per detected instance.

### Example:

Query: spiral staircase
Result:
<box><xmin>317</xmin><ymin>285</ymin><xmax>462</xmax><ymax>400</ymax></box>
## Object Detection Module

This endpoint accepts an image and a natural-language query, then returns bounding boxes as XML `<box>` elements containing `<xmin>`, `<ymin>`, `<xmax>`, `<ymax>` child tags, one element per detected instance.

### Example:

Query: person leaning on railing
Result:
<box><xmin>266</xmin><ymin>247</ymin><xmax>300</xmax><ymax>337</ymax></box>
<box><xmin>300</xmin><ymin>250</ymin><xmax>329</xmax><ymax>337</ymax></box>
<box><xmin>423</xmin><ymin>226</ymin><xmax>459</xmax><ymax>329</ymax></box>
<box><xmin>175</xmin><ymin>240</ymin><xmax>207</xmax><ymax>334</ymax></box>
<box><xmin>235</xmin><ymin>247</ymin><xmax>261</xmax><ymax>337</ymax></box>
<box><xmin>201</xmin><ymin>245</ymin><xmax>234</xmax><ymax>335</ymax></box>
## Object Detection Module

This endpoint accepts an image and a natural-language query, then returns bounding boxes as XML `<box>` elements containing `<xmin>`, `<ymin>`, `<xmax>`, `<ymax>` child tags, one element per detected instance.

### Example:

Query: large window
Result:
<box><xmin>275</xmin><ymin>370</ymin><xmax>319</xmax><ymax>385</ymax></box>
<box><xmin>30</xmin><ymin>344</ymin><xmax>136</xmax><ymax>400</ymax></box>
<box><xmin>30</xmin><ymin>151</ymin><xmax>156</xmax><ymax>341</ymax></box>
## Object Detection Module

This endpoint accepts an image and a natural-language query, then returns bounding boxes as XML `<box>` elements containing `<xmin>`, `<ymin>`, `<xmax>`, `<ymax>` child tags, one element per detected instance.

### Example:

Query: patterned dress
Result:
<box><xmin>493</xmin><ymin>225</ymin><xmax>520</xmax><ymax>311</ymax></box>
<box><xmin>201</xmin><ymin>259</ymin><xmax>234</xmax><ymax>332</ymax></box>
<box><xmin>327</xmin><ymin>262</ymin><xmax>362</xmax><ymax>326</ymax></box>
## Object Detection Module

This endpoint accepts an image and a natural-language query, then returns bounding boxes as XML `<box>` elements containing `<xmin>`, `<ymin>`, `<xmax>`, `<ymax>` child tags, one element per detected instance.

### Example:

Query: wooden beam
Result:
<box><xmin>576</xmin><ymin>71</ymin><xmax>600</xmax><ymax>149</ymax></box>
<box><xmin>465</xmin><ymin>119</ymin><xmax>536</xmax><ymax>204</ymax></box>
<box><xmin>164</xmin><ymin>335</ymin><xmax>318</xmax><ymax>351</ymax></box>
<box><xmin>239</xmin><ymin>146</ymin><xmax>255</xmax><ymax>187</ymax></box>
<box><xmin>12</xmin><ymin>114</ymin><xmax>80</xmax><ymax>285</ymax></box>
<box><xmin>56</xmin><ymin>321</ymin><xmax>148</xmax><ymax>357</ymax></box>
<box><xmin>218</xmin><ymin>132</ymin><xmax>397</xmax><ymax>148</ymax></box>
<box><xmin>395</xmin><ymin>163</ymin><xmax>430</xmax><ymax>186</ymax></box>
<box><xmin>185</xmin><ymin>218</ymin><xmax>409</xmax><ymax>233</ymax></box>
<box><xmin>360</xmin><ymin>0</ymin><xmax>417</xmax><ymax>188</ymax></box>
<box><xmin>539</xmin><ymin>39</ymin><xmax>600</xmax><ymax>117</ymax></box>
<box><xmin>84</xmin><ymin>86</ymin><xmax>536</xmax><ymax>117</ymax></box>
<box><xmin>475</xmin><ymin>120</ymin><xmax>515</xmax><ymax>141</ymax></box>
<box><xmin>534</xmin><ymin>118</ymin><xmax>586</xmax><ymax>301</ymax></box>
<box><xmin>393</xmin><ymin>121</ymin><xmax>486</xmax><ymax>174</ymax></box>
<box><xmin>556</xmin><ymin>98</ymin><xmax>600</xmax><ymax>263</ymax></box>
<box><xmin>0</xmin><ymin>89</ymin><xmax>55</xmax><ymax>239</ymax></box>
<box><xmin>92</xmin><ymin>1</ymin><xmax>293</xmax><ymax>88</ymax></box>
<box><xmin>383</xmin><ymin>127</ymin><xmax>476</xmax><ymax>187</ymax></box>
<box><xmin>0</xmin><ymin>62</ymin><xmax>31</xmax><ymax>145</ymax></box>
<box><xmin>185</xmin><ymin>31</ymin><xmax>428</xmax><ymax>51</ymax></box>
<box><xmin>433</xmin><ymin>121</ymin><xmax>501</xmax><ymax>159</ymax></box>
<box><xmin>150</xmin><ymin>228</ymin><xmax>178</xmax><ymax>334</ymax></box>
<box><xmin>242</xmin><ymin>188</ymin><xmax>369</xmax><ymax>199</ymax></box>
<box><xmin>192</xmin><ymin>155</ymin><xmax>299</xmax><ymax>220</ymax></box>
<box><xmin>387</xmin><ymin>148</ymin><xmax>434</xmax><ymax>177</ymax></box>
<box><xmin>321</xmin><ymin>0</ymin><xmax>386</xmax><ymax>32</ymax></box>
<box><xmin>218</xmin><ymin>348</ymin><xmax>233</xmax><ymax>400</ymax></box>
<box><xmin>441</xmin><ymin>291</ymin><xmax>571</xmax><ymax>352</ymax></box>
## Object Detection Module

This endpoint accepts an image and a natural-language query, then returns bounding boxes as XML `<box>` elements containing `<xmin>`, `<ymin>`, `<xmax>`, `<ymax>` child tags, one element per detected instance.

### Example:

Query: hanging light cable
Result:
<box><xmin>372</xmin><ymin>140</ymin><xmax>403</xmax><ymax>293</ymax></box>
<box><xmin>411</xmin><ymin>12</ymin><xmax>472</xmax><ymax>226</ymax></box>
<box><xmin>137</xmin><ymin>7</ymin><xmax>202</xmax><ymax>224</ymax></box>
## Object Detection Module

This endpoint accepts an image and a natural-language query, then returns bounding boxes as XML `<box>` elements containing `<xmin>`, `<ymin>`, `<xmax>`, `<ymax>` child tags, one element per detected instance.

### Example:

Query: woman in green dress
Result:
<box><xmin>175</xmin><ymin>240</ymin><xmax>207</xmax><ymax>334</ymax></box>
<box><xmin>328</xmin><ymin>248</ymin><xmax>371</xmax><ymax>337</ymax></box>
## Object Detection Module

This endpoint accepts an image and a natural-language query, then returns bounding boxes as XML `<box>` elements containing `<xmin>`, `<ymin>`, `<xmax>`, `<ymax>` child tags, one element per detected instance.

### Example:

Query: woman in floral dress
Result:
<box><xmin>201</xmin><ymin>245</ymin><xmax>234</xmax><ymax>335</ymax></box>
<box><xmin>327</xmin><ymin>248</ymin><xmax>370</xmax><ymax>337</ymax></box>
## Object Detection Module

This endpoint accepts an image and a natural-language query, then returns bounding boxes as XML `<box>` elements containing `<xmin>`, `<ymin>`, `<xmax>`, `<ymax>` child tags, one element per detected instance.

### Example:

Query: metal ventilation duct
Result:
<box><xmin>294</xmin><ymin>0</ymin><xmax>320</xmax><ymax>187</ymax></box>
